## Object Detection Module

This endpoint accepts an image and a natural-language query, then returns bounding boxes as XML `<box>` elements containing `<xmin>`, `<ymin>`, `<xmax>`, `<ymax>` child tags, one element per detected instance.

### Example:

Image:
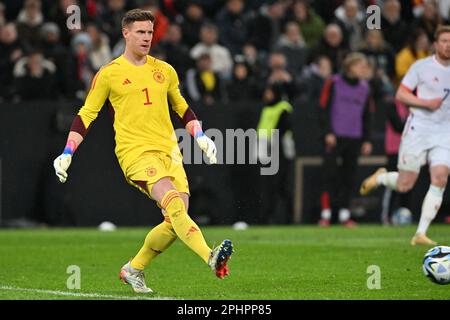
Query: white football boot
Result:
<box><xmin>119</xmin><ymin>261</ymin><xmax>153</xmax><ymax>293</ymax></box>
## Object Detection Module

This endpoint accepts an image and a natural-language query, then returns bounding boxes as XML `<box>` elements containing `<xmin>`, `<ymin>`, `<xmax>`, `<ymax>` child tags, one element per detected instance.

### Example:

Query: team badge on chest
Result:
<box><xmin>152</xmin><ymin>69</ymin><xmax>165</xmax><ymax>84</ymax></box>
<box><xmin>146</xmin><ymin>167</ymin><xmax>157</xmax><ymax>177</ymax></box>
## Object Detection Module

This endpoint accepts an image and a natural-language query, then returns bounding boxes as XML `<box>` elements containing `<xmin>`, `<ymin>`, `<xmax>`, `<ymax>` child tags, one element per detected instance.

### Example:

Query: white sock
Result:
<box><xmin>416</xmin><ymin>185</ymin><xmax>444</xmax><ymax>235</ymax></box>
<box><xmin>321</xmin><ymin>209</ymin><xmax>331</xmax><ymax>220</ymax></box>
<box><xmin>338</xmin><ymin>208</ymin><xmax>351</xmax><ymax>222</ymax></box>
<box><xmin>376</xmin><ymin>172</ymin><xmax>399</xmax><ymax>190</ymax></box>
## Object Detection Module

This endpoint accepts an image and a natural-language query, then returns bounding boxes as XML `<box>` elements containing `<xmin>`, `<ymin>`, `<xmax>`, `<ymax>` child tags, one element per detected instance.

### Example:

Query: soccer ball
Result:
<box><xmin>423</xmin><ymin>246</ymin><xmax>450</xmax><ymax>285</ymax></box>
<box><xmin>391</xmin><ymin>207</ymin><xmax>412</xmax><ymax>225</ymax></box>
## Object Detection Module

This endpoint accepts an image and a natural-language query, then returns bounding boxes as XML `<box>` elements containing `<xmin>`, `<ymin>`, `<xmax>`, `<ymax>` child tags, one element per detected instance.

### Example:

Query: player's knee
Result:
<box><xmin>431</xmin><ymin>174</ymin><xmax>448</xmax><ymax>189</ymax></box>
<box><xmin>162</xmin><ymin>191</ymin><xmax>186</xmax><ymax>218</ymax></box>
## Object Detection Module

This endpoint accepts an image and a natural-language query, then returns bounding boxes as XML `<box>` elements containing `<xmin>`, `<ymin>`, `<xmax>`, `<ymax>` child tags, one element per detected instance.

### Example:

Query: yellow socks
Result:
<box><xmin>130</xmin><ymin>189</ymin><xmax>212</xmax><ymax>270</ymax></box>
<box><xmin>130</xmin><ymin>216</ymin><xmax>177</xmax><ymax>270</ymax></box>
<box><xmin>160</xmin><ymin>190</ymin><xmax>211</xmax><ymax>264</ymax></box>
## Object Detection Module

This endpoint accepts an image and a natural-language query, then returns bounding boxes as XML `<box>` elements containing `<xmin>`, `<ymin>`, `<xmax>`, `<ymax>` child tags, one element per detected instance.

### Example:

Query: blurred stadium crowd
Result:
<box><xmin>1</xmin><ymin>0</ymin><xmax>450</xmax><ymax>226</ymax></box>
<box><xmin>0</xmin><ymin>0</ymin><xmax>445</xmax><ymax>104</ymax></box>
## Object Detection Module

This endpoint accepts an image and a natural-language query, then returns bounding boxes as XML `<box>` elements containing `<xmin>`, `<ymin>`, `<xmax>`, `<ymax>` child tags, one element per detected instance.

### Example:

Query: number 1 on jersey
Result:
<box><xmin>142</xmin><ymin>88</ymin><xmax>152</xmax><ymax>105</ymax></box>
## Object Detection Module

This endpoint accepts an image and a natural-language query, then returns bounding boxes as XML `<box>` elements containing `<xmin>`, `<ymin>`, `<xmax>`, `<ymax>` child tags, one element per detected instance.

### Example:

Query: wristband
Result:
<box><xmin>191</xmin><ymin>121</ymin><xmax>204</xmax><ymax>138</ymax></box>
<box><xmin>63</xmin><ymin>139</ymin><xmax>77</xmax><ymax>155</ymax></box>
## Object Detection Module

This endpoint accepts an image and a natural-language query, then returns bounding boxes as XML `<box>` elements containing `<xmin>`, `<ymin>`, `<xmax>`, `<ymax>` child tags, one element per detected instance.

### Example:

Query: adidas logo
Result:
<box><xmin>186</xmin><ymin>226</ymin><xmax>199</xmax><ymax>237</ymax></box>
<box><xmin>122</xmin><ymin>78</ymin><xmax>132</xmax><ymax>85</ymax></box>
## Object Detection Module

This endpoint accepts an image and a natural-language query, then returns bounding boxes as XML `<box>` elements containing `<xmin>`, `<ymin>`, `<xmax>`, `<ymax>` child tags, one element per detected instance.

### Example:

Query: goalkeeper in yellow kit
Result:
<box><xmin>52</xmin><ymin>9</ymin><xmax>233</xmax><ymax>293</ymax></box>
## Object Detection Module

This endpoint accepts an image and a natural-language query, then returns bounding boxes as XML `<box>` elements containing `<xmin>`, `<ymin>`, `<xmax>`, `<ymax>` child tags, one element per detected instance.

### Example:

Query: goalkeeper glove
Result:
<box><xmin>196</xmin><ymin>133</ymin><xmax>217</xmax><ymax>164</ymax></box>
<box><xmin>53</xmin><ymin>154</ymin><xmax>72</xmax><ymax>183</ymax></box>
<box><xmin>53</xmin><ymin>139</ymin><xmax>76</xmax><ymax>183</ymax></box>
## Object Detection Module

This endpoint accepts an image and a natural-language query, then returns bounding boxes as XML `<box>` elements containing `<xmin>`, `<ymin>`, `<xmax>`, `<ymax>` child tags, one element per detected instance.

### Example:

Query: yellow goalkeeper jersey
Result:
<box><xmin>77</xmin><ymin>55</ymin><xmax>189</xmax><ymax>173</ymax></box>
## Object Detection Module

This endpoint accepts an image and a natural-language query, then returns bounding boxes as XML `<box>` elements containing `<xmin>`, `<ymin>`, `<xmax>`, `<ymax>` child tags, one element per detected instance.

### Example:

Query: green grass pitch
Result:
<box><xmin>0</xmin><ymin>225</ymin><xmax>449</xmax><ymax>300</ymax></box>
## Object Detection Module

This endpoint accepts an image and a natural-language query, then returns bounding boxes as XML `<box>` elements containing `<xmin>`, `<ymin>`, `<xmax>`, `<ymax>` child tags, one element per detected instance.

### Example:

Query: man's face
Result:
<box><xmin>123</xmin><ymin>20</ymin><xmax>154</xmax><ymax>57</ymax></box>
<box><xmin>263</xmin><ymin>88</ymin><xmax>274</xmax><ymax>103</ymax></box>
<box><xmin>25</xmin><ymin>1</ymin><xmax>40</xmax><ymax>20</ymax></box>
<box><xmin>197</xmin><ymin>56</ymin><xmax>212</xmax><ymax>71</ymax></box>
<box><xmin>325</xmin><ymin>27</ymin><xmax>342</xmax><ymax>47</ymax></box>
<box><xmin>201</xmin><ymin>28</ymin><xmax>217</xmax><ymax>45</ymax></box>
<box><xmin>435</xmin><ymin>32</ymin><xmax>450</xmax><ymax>60</ymax></box>
<box><xmin>28</xmin><ymin>53</ymin><xmax>42</xmax><ymax>66</ymax></box>
<box><xmin>227</xmin><ymin>0</ymin><xmax>244</xmax><ymax>15</ymax></box>
<box><xmin>423</xmin><ymin>2</ymin><xmax>437</xmax><ymax>20</ymax></box>
<box><xmin>344</xmin><ymin>0</ymin><xmax>358</xmax><ymax>19</ymax></box>
<box><xmin>349</xmin><ymin>60</ymin><xmax>368</xmax><ymax>80</ymax></box>
<box><xmin>286</xmin><ymin>23</ymin><xmax>300</xmax><ymax>42</ymax></box>
<box><xmin>293</xmin><ymin>2</ymin><xmax>307</xmax><ymax>21</ymax></box>
<box><xmin>1</xmin><ymin>23</ymin><xmax>18</xmax><ymax>43</ymax></box>
<box><xmin>166</xmin><ymin>24</ymin><xmax>181</xmax><ymax>43</ymax></box>
<box><xmin>383</xmin><ymin>0</ymin><xmax>400</xmax><ymax>20</ymax></box>
<box><xmin>270</xmin><ymin>53</ymin><xmax>286</xmax><ymax>70</ymax></box>
<box><xmin>317</xmin><ymin>57</ymin><xmax>332</xmax><ymax>78</ymax></box>
<box><xmin>108</xmin><ymin>0</ymin><xmax>125</xmax><ymax>12</ymax></box>
<box><xmin>186</xmin><ymin>4</ymin><xmax>203</xmax><ymax>20</ymax></box>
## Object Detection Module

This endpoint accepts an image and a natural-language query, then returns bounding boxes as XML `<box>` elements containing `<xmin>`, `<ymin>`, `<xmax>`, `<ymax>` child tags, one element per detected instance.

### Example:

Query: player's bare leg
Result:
<box><xmin>151</xmin><ymin>177</ymin><xmax>233</xmax><ymax>278</ymax></box>
<box><xmin>412</xmin><ymin>165</ymin><xmax>448</xmax><ymax>245</ymax></box>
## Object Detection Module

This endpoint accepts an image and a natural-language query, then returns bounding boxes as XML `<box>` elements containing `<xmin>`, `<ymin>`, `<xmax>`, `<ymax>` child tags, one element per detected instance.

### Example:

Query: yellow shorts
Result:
<box><xmin>125</xmin><ymin>151</ymin><xmax>190</xmax><ymax>199</ymax></box>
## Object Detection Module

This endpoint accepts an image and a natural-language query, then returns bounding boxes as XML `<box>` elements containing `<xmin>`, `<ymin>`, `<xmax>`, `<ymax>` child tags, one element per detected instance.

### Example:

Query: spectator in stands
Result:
<box><xmin>262</xmin><ymin>51</ymin><xmax>297</xmax><ymax>101</ymax></box>
<box><xmin>0</xmin><ymin>23</ymin><xmax>24</xmax><ymax>100</ymax></box>
<box><xmin>381</xmin><ymin>0</ymin><xmax>410</xmax><ymax>52</ymax></box>
<box><xmin>242</xmin><ymin>42</ymin><xmax>265</xmax><ymax>80</ymax></box>
<box><xmin>85</xmin><ymin>23</ymin><xmax>112</xmax><ymax>72</ymax></box>
<box><xmin>381</xmin><ymin>98</ymin><xmax>412</xmax><ymax>225</ymax></box>
<box><xmin>40</xmin><ymin>22</ymin><xmax>73</xmax><ymax>98</ymax></box>
<box><xmin>246</xmin><ymin>0</ymin><xmax>287</xmax><ymax>53</ymax></box>
<box><xmin>159</xmin><ymin>23</ymin><xmax>193</xmax><ymax>80</ymax></box>
<box><xmin>16</xmin><ymin>0</ymin><xmax>44</xmax><ymax>52</ymax></box>
<box><xmin>185</xmin><ymin>53</ymin><xmax>222</xmax><ymax>107</ymax></box>
<box><xmin>395</xmin><ymin>28</ymin><xmax>430</xmax><ymax>83</ymax></box>
<box><xmin>180</xmin><ymin>2</ymin><xmax>205</xmax><ymax>48</ymax></box>
<box><xmin>275</xmin><ymin>21</ymin><xmax>308</xmax><ymax>76</ymax></box>
<box><xmin>332</xmin><ymin>0</ymin><xmax>365</xmax><ymax>51</ymax></box>
<box><xmin>97</xmin><ymin>0</ymin><xmax>127</xmax><ymax>49</ymax></box>
<box><xmin>48</xmin><ymin>0</ymin><xmax>87</xmax><ymax>46</ymax></box>
<box><xmin>215</xmin><ymin>0</ymin><xmax>248</xmax><ymax>56</ymax></box>
<box><xmin>310</xmin><ymin>23</ymin><xmax>349</xmax><ymax>73</ymax></box>
<box><xmin>70</xmin><ymin>32</ymin><xmax>95</xmax><ymax>99</ymax></box>
<box><xmin>13</xmin><ymin>51</ymin><xmax>57</xmax><ymax>101</ymax></box>
<box><xmin>256</xmin><ymin>82</ymin><xmax>296</xmax><ymax>224</ymax></box>
<box><xmin>226</xmin><ymin>55</ymin><xmax>260</xmax><ymax>102</ymax></box>
<box><xmin>288</xmin><ymin>0</ymin><xmax>326</xmax><ymax>48</ymax></box>
<box><xmin>359</xmin><ymin>29</ymin><xmax>396</xmax><ymax>91</ymax></box>
<box><xmin>412</xmin><ymin>0</ymin><xmax>442</xmax><ymax>43</ymax></box>
<box><xmin>318</xmin><ymin>53</ymin><xmax>373</xmax><ymax>227</ymax></box>
<box><xmin>140</xmin><ymin>0</ymin><xmax>170</xmax><ymax>48</ymax></box>
<box><xmin>299</xmin><ymin>55</ymin><xmax>332</xmax><ymax>109</ymax></box>
<box><xmin>190</xmin><ymin>23</ymin><xmax>233</xmax><ymax>79</ymax></box>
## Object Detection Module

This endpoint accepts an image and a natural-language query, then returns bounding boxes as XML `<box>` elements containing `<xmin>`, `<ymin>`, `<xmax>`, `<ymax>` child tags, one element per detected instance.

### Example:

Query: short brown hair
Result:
<box><xmin>121</xmin><ymin>9</ymin><xmax>155</xmax><ymax>29</ymax></box>
<box><xmin>343</xmin><ymin>52</ymin><xmax>367</xmax><ymax>74</ymax></box>
<box><xmin>434</xmin><ymin>25</ymin><xmax>450</xmax><ymax>41</ymax></box>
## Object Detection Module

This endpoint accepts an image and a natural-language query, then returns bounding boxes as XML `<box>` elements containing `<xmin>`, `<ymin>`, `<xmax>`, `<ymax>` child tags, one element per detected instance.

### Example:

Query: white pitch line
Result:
<box><xmin>0</xmin><ymin>285</ymin><xmax>177</xmax><ymax>300</ymax></box>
